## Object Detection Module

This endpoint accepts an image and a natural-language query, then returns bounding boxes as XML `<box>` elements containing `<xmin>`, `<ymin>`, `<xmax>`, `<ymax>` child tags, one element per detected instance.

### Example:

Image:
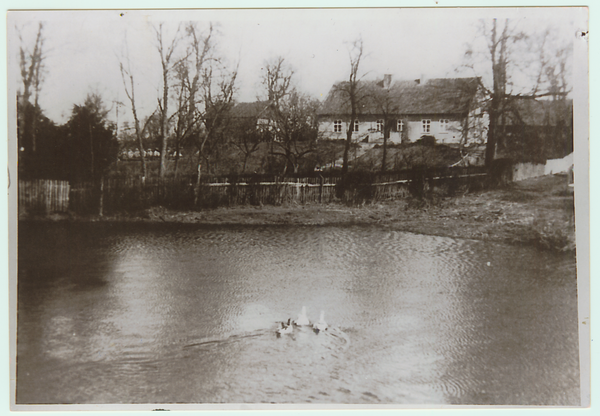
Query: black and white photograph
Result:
<box><xmin>8</xmin><ymin>4</ymin><xmax>590</xmax><ymax>411</ymax></box>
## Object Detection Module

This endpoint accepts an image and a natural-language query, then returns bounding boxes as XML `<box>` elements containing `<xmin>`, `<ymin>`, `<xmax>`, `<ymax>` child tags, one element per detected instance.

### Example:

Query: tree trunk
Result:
<box><xmin>381</xmin><ymin>124</ymin><xmax>390</xmax><ymax>173</ymax></box>
<box><xmin>342</xmin><ymin>120</ymin><xmax>354</xmax><ymax>176</ymax></box>
<box><xmin>89</xmin><ymin>121</ymin><xmax>95</xmax><ymax>178</ymax></box>
<box><xmin>159</xmin><ymin>64</ymin><xmax>169</xmax><ymax>179</ymax></box>
<box><xmin>242</xmin><ymin>154</ymin><xmax>249</xmax><ymax>174</ymax></box>
<box><xmin>31</xmin><ymin>105</ymin><xmax>37</xmax><ymax>152</ymax></box>
<box><xmin>98</xmin><ymin>174</ymin><xmax>104</xmax><ymax>217</ymax></box>
<box><xmin>174</xmin><ymin>143</ymin><xmax>180</xmax><ymax>177</ymax></box>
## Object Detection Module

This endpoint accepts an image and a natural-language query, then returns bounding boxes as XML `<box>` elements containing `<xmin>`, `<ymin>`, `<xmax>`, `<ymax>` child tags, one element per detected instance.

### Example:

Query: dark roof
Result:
<box><xmin>229</xmin><ymin>101</ymin><xmax>272</xmax><ymax>118</ymax></box>
<box><xmin>504</xmin><ymin>98</ymin><xmax>573</xmax><ymax>126</ymax></box>
<box><xmin>317</xmin><ymin>77</ymin><xmax>480</xmax><ymax>117</ymax></box>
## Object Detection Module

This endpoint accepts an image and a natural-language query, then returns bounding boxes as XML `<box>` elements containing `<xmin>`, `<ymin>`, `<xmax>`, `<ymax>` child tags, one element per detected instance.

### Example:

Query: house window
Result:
<box><xmin>439</xmin><ymin>119</ymin><xmax>450</xmax><ymax>132</ymax></box>
<box><xmin>422</xmin><ymin>119</ymin><xmax>431</xmax><ymax>133</ymax></box>
<box><xmin>352</xmin><ymin>119</ymin><xmax>359</xmax><ymax>132</ymax></box>
<box><xmin>334</xmin><ymin>120</ymin><xmax>342</xmax><ymax>132</ymax></box>
<box><xmin>397</xmin><ymin>120</ymin><xmax>404</xmax><ymax>132</ymax></box>
<box><xmin>376</xmin><ymin>119</ymin><xmax>384</xmax><ymax>132</ymax></box>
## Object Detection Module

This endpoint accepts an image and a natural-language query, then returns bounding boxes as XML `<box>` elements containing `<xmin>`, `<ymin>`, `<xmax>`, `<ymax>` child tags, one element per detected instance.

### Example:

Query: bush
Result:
<box><xmin>407</xmin><ymin>166</ymin><xmax>432</xmax><ymax>199</ymax></box>
<box><xmin>336</xmin><ymin>171</ymin><xmax>376</xmax><ymax>205</ymax></box>
<box><xmin>416</xmin><ymin>135</ymin><xmax>436</xmax><ymax>146</ymax></box>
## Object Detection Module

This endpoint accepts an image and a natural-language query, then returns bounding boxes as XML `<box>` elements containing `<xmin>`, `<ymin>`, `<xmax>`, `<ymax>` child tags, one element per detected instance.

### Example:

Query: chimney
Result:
<box><xmin>383</xmin><ymin>74</ymin><xmax>392</xmax><ymax>89</ymax></box>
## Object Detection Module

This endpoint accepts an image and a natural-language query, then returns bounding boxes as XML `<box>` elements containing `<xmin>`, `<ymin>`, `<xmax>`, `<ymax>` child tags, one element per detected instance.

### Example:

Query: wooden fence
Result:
<box><xmin>19</xmin><ymin>179</ymin><xmax>70</xmax><ymax>213</ymax></box>
<box><xmin>19</xmin><ymin>166</ymin><xmax>489</xmax><ymax>215</ymax></box>
<box><xmin>198</xmin><ymin>177</ymin><xmax>341</xmax><ymax>207</ymax></box>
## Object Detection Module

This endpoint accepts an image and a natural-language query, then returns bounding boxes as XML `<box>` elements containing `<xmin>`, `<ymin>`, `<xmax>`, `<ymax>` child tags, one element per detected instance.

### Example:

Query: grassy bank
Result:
<box><xmin>21</xmin><ymin>174</ymin><xmax>576</xmax><ymax>253</ymax></box>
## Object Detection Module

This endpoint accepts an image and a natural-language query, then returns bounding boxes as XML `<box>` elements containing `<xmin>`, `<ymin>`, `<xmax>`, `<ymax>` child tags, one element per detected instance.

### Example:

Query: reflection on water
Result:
<box><xmin>16</xmin><ymin>222</ymin><xmax>580</xmax><ymax>405</ymax></box>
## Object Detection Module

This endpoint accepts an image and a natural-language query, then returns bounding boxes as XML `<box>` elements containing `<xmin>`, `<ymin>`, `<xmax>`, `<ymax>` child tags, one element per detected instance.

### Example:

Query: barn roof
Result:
<box><xmin>229</xmin><ymin>101</ymin><xmax>273</xmax><ymax>118</ymax></box>
<box><xmin>505</xmin><ymin>97</ymin><xmax>573</xmax><ymax>126</ymax></box>
<box><xmin>317</xmin><ymin>77</ymin><xmax>480</xmax><ymax>117</ymax></box>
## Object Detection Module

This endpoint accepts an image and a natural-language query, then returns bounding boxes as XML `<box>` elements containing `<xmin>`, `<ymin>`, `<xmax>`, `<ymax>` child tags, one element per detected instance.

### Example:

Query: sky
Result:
<box><xmin>8</xmin><ymin>7</ymin><xmax>586</xmax><ymax>127</ymax></box>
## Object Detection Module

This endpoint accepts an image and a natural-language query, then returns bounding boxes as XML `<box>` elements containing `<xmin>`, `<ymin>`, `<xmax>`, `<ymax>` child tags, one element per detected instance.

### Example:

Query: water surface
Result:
<box><xmin>16</xmin><ymin>222</ymin><xmax>580</xmax><ymax>405</ymax></box>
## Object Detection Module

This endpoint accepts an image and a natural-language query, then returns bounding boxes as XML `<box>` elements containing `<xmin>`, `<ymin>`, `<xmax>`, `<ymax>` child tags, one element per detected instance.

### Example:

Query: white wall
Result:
<box><xmin>319</xmin><ymin>118</ymin><xmax>465</xmax><ymax>144</ymax></box>
<box><xmin>513</xmin><ymin>163</ymin><xmax>546</xmax><ymax>182</ymax></box>
<box><xmin>545</xmin><ymin>153</ymin><xmax>573</xmax><ymax>175</ymax></box>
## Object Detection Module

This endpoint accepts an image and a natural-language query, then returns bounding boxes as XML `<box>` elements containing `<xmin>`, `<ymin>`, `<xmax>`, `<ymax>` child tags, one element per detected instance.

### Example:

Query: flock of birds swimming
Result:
<box><xmin>277</xmin><ymin>306</ymin><xmax>327</xmax><ymax>336</ymax></box>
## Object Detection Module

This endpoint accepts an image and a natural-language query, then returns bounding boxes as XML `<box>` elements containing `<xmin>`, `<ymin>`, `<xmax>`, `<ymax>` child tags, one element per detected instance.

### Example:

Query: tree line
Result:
<box><xmin>17</xmin><ymin>18</ymin><xmax>573</xmax><ymax>187</ymax></box>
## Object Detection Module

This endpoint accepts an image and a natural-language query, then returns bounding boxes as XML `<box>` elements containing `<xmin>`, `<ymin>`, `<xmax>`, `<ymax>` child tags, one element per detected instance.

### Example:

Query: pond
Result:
<box><xmin>16</xmin><ymin>222</ymin><xmax>580</xmax><ymax>405</ymax></box>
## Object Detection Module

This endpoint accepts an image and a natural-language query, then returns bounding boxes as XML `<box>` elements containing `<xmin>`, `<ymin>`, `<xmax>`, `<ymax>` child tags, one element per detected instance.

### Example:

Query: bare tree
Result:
<box><xmin>272</xmin><ymin>91</ymin><xmax>319</xmax><ymax>175</ymax></box>
<box><xmin>192</xmin><ymin>61</ymin><xmax>237</xmax><ymax>203</ymax></box>
<box><xmin>154</xmin><ymin>23</ymin><xmax>185</xmax><ymax>178</ymax></box>
<box><xmin>263</xmin><ymin>56</ymin><xmax>293</xmax><ymax>104</ymax></box>
<box><xmin>331</xmin><ymin>38</ymin><xmax>365</xmax><ymax>176</ymax></box>
<box><xmin>228</xmin><ymin>115</ymin><xmax>270</xmax><ymax>174</ymax></box>
<box><xmin>119</xmin><ymin>55</ymin><xmax>154</xmax><ymax>180</ymax></box>
<box><xmin>370</xmin><ymin>80</ymin><xmax>400</xmax><ymax>172</ymax></box>
<box><xmin>262</xmin><ymin>57</ymin><xmax>318</xmax><ymax>175</ymax></box>
<box><xmin>463</xmin><ymin>18</ymin><xmax>572</xmax><ymax>166</ymax></box>
<box><xmin>17</xmin><ymin>22</ymin><xmax>45</xmax><ymax>153</ymax></box>
<box><xmin>170</xmin><ymin>23</ymin><xmax>215</xmax><ymax>177</ymax></box>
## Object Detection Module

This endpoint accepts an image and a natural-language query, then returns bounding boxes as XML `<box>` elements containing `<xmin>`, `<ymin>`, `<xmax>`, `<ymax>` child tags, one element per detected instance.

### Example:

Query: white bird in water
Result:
<box><xmin>276</xmin><ymin>318</ymin><xmax>293</xmax><ymax>335</ymax></box>
<box><xmin>294</xmin><ymin>306</ymin><xmax>310</xmax><ymax>326</ymax></box>
<box><xmin>313</xmin><ymin>310</ymin><xmax>328</xmax><ymax>333</ymax></box>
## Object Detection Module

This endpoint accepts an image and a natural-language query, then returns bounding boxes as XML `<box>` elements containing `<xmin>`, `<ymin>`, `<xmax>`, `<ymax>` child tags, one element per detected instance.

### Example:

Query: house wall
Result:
<box><xmin>404</xmin><ymin>117</ymin><xmax>463</xmax><ymax>144</ymax></box>
<box><xmin>318</xmin><ymin>116</ymin><xmax>465</xmax><ymax>145</ymax></box>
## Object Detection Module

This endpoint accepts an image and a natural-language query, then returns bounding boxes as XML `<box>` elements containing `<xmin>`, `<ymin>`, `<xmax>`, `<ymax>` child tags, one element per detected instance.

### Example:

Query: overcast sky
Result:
<box><xmin>8</xmin><ymin>7</ymin><xmax>586</xmax><ymax>126</ymax></box>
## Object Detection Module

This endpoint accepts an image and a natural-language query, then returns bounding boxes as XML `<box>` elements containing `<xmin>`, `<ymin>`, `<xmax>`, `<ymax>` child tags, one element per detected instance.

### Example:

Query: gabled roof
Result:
<box><xmin>317</xmin><ymin>77</ymin><xmax>480</xmax><ymax>116</ymax></box>
<box><xmin>229</xmin><ymin>101</ymin><xmax>273</xmax><ymax>119</ymax></box>
<box><xmin>504</xmin><ymin>97</ymin><xmax>573</xmax><ymax>127</ymax></box>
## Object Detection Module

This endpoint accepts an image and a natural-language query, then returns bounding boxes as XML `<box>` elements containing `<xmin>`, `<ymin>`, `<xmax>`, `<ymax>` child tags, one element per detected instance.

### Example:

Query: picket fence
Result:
<box><xmin>19</xmin><ymin>167</ymin><xmax>489</xmax><ymax>215</ymax></box>
<box><xmin>18</xmin><ymin>179</ymin><xmax>70</xmax><ymax>213</ymax></box>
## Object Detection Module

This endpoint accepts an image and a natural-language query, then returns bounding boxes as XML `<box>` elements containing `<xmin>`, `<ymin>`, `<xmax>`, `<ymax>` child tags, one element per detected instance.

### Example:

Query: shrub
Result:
<box><xmin>336</xmin><ymin>171</ymin><xmax>376</xmax><ymax>205</ymax></box>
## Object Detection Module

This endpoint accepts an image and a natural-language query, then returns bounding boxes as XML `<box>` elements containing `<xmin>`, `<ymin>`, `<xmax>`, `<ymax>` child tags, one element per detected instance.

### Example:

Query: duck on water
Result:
<box><xmin>276</xmin><ymin>318</ymin><xmax>293</xmax><ymax>336</ymax></box>
<box><xmin>294</xmin><ymin>306</ymin><xmax>310</xmax><ymax>326</ymax></box>
<box><xmin>277</xmin><ymin>307</ymin><xmax>328</xmax><ymax>336</ymax></box>
<box><xmin>313</xmin><ymin>310</ymin><xmax>327</xmax><ymax>334</ymax></box>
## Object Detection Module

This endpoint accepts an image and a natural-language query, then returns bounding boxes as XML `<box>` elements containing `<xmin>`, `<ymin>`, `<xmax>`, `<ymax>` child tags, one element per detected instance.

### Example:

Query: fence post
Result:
<box><xmin>99</xmin><ymin>175</ymin><xmax>104</xmax><ymax>217</ymax></box>
<box><xmin>319</xmin><ymin>175</ymin><xmax>324</xmax><ymax>204</ymax></box>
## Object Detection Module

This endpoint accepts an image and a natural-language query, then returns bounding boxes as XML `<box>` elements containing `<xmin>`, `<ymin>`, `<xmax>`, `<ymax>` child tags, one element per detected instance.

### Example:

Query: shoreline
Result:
<box><xmin>18</xmin><ymin>175</ymin><xmax>576</xmax><ymax>253</ymax></box>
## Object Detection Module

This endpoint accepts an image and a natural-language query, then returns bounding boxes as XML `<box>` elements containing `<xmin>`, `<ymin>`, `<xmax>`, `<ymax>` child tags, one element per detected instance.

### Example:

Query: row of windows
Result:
<box><xmin>333</xmin><ymin>119</ymin><xmax>450</xmax><ymax>133</ymax></box>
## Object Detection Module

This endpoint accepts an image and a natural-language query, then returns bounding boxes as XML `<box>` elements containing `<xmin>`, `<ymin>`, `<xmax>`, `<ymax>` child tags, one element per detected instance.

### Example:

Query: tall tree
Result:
<box><xmin>17</xmin><ymin>22</ymin><xmax>45</xmax><ymax>154</ymax></box>
<box><xmin>339</xmin><ymin>38</ymin><xmax>364</xmax><ymax>176</ymax></box>
<box><xmin>228</xmin><ymin>114</ymin><xmax>270</xmax><ymax>174</ymax></box>
<box><xmin>119</xmin><ymin>55</ymin><xmax>153</xmax><ymax>180</ymax></box>
<box><xmin>65</xmin><ymin>93</ymin><xmax>119</xmax><ymax>182</ymax></box>
<box><xmin>463</xmin><ymin>18</ymin><xmax>572</xmax><ymax>166</ymax></box>
<box><xmin>154</xmin><ymin>23</ymin><xmax>184</xmax><ymax>178</ymax></box>
<box><xmin>171</xmin><ymin>23</ymin><xmax>215</xmax><ymax>177</ymax></box>
<box><xmin>370</xmin><ymin>78</ymin><xmax>400</xmax><ymax>172</ymax></box>
<box><xmin>194</xmin><ymin>61</ymin><xmax>237</xmax><ymax>181</ymax></box>
<box><xmin>262</xmin><ymin>57</ymin><xmax>318</xmax><ymax>175</ymax></box>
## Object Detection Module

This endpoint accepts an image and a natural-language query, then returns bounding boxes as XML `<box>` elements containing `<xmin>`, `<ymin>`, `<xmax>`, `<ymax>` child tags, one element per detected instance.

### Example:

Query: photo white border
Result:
<box><xmin>3</xmin><ymin>1</ymin><xmax>594</xmax><ymax>415</ymax></box>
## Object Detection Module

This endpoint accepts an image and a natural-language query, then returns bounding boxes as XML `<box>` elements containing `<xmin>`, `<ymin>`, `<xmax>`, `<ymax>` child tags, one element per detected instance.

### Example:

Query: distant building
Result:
<box><xmin>495</xmin><ymin>97</ymin><xmax>573</xmax><ymax>163</ymax></box>
<box><xmin>229</xmin><ymin>101</ymin><xmax>274</xmax><ymax>130</ymax></box>
<box><xmin>317</xmin><ymin>76</ymin><xmax>487</xmax><ymax>146</ymax></box>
